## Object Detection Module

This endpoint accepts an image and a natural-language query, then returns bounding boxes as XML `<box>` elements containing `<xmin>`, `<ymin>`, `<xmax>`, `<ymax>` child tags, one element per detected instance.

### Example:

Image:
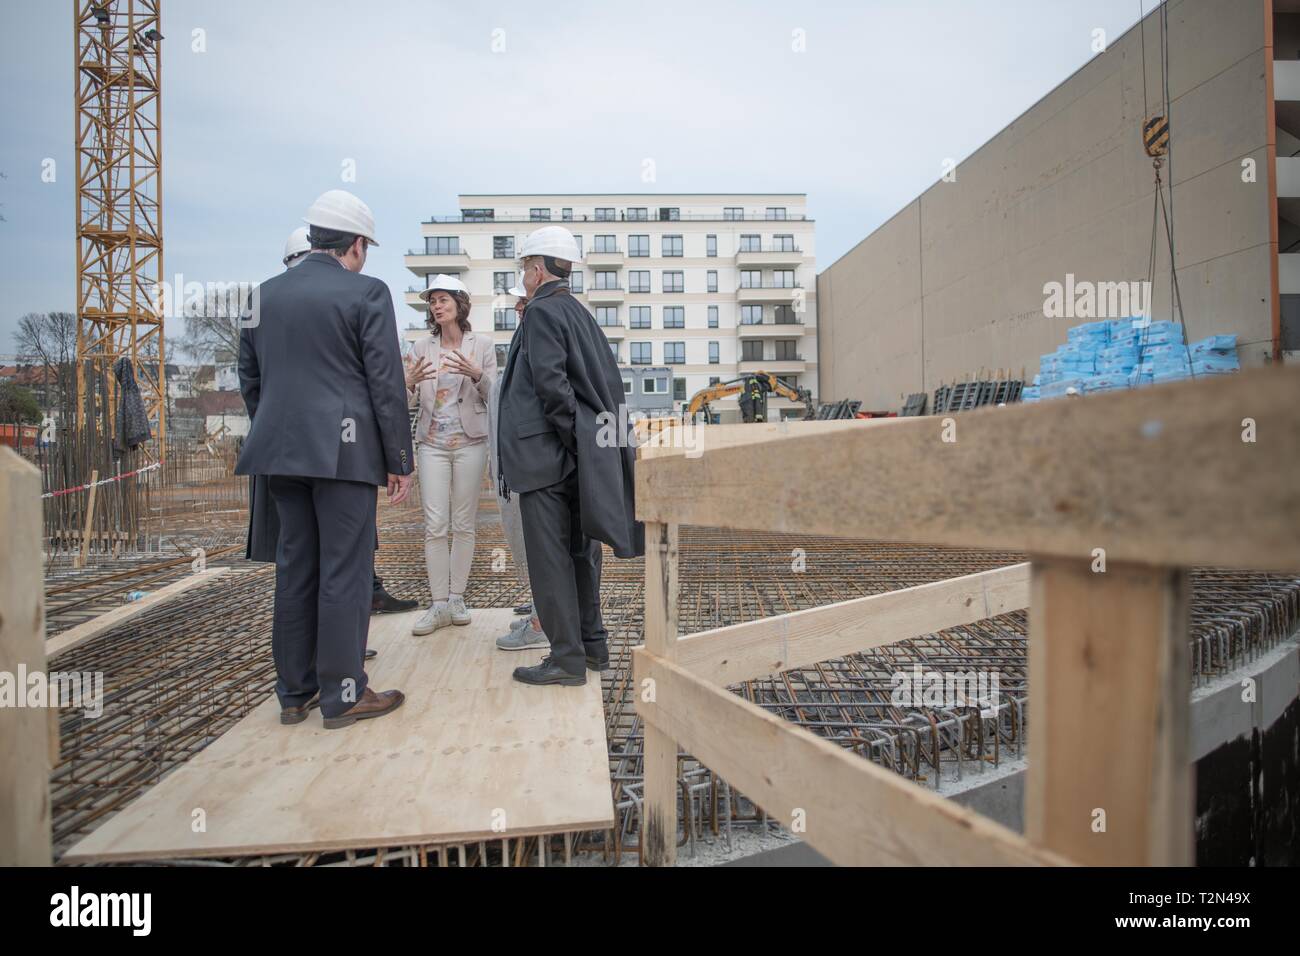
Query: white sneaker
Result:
<box><xmin>412</xmin><ymin>603</ymin><xmax>453</xmax><ymax>636</ymax></box>
<box><xmin>448</xmin><ymin>596</ymin><xmax>471</xmax><ymax>626</ymax></box>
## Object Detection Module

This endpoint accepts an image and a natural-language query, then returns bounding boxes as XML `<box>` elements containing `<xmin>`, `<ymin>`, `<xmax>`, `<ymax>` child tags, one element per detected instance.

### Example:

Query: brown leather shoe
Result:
<box><xmin>280</xmin><ymin>692</ymin><xmax>321</xmax><ymax>725</ymax></box>
<box><xmin>322</xmin><ymin>687</ymin><xmax>405</xmax><ymax>730</ymax></box>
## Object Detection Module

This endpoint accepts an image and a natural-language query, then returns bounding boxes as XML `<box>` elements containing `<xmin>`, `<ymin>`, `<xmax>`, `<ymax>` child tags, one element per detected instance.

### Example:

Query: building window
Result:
<box><xmin>623</xmin><ymin>378</ymin><xmax>633</xmax><ymax>395</ymax></box>
<box><xmin>741</xmin><ymin>305</ymin><xmax>763</xmax><ymax>325</ymax></box>
<box><xmin>530</xmin><ymin>207</ymin><xmax>551</xmax><ymax>221</ymax></box>
<box><xmin>707</xmin><ymin>270</ymin><xmax>718</xmax><ymax>293</ymax></box>
<box><xmin>627</xmin><ymin>207</ymin><xmax>648</xmax><ymax>221</ymax></box>
<box><xmin>594</xmin><ymin>234</ymin><xmax>618</xmax><ymax>253</ymax></box>
<box><xmin>708</xmin><ymin>341</ymin><xmax>719</xmax><ymax>364</ymax></box>
<box><xmin>494</xmin><ymin>309</ymin><xmax>517</xmax><ymax>331</ymax></box>
<box><xmin>426</xmin><ymin>236</ymin><xmax>460</xmax><ymax>254</ymax></box>
<box><xmin>673</xmin><ymin>377</ymin><xmax>687</xmax><ymax>401</ymax></box>
<box><xmin>708</xmin><ymin>305</ymin><xmax>718</xmax><ymax>328</ymax></box>
<box><xmin>775</xmin><ymin>339</ymin><xmax>799</xmax><ymax>360</ymax></box>
<box><xmin>709</xmin><ymin>376</ymin><xmax>720</xmax><ymax>387</ymax></box>
<box><xmin>562</xmin><ymin>208</ymin><xmax>573</xmax><ymax>221</ymax></box>
<box><xmin>774</xmin><ymin>304</ymin><xmax>797</xmax><ymax>324</ymax></box>
<box><xmin>706</xmin><ymin>234</ymin><xmax>717</xmax><ymax>257</ymax></box>
<box><xmin>493</xmin><ymin>236</ymin><xmax>514</xmax><ymax>259</ymax></box>
<box><xmin>595</xmin><ymin>207</ymin><xmax>615</xmax><ymax>221</ymax></box>
<box><xmin>496</xmin><ymin>345</ymin><xmax>509</xmax><ymax>366</ymax></box>
<box><xmin>739</xmin><ymin>270</ymin><xmax>762</xmax><ymax>289</ymax></box>
<box><xmin>774</xmin><ymin>234</ymin><xmax>796</xmax><ymax>252</ymax></box>
<box><xmin>723</xmin><ymin>207</ymin><xmax>743</xmax><ymax>221</ymax></box>
<box><xmin>596</xmin><ymin>306</ymin><xmax>620</xmax><ymax>327</ymax></box>
<box><xmin>774</xmin><ymin>269</ymin><xmax>795</xmax><ymax>288</ymax></box>
<box><xmin>629</xmin><ymin>270</ymin><xmax>651</xmax><ymax>293</ymax></box>
<box><xmin>609</xmin><ymin>342</ymin><xmax>620</xmax><ymax>361</ymax></box>
<box><xmin>739</xmin><ymin>234</ymin><xmax>761</xmax><ymax>252</ymax></box>
<box><xmin>463</xmin><ymin>208</ymin><xmax>494</xmax><ymax>221</ymax></box>
<box><xmin>569</xmin><ymin>271</ymin><xmax>583</xmax><ymax>293</ymax></box>
<box><xmin>628</xmin><ymin>234</ymin><xmax>649</xmax><ymax>257</ymax></box>
<box><xmin>662</xmin><ymin>235</ymin><xmax>683</xmax><ymax>257</ymax></box>
<box><xmin>741</xmin><ymin>340</ymin><xmax>763</xmax><ymax>361</ymax></box>
<box><xmin>631</xmin><ymin>342</ymin><xmax>652</xmax><ymax>364</ymax></box>
<box><xmin>664</xmin><ymin>341</ymin><xmax>685</xmax><ymax>364</ymax></box>
<box><xmin>663</xmin><ymin>306</ymin><xmax>684</xmax><ymax>329</ymax></box>
<box><xmin>765</xmin><ymin>207</ymin><xmax>788</xmax><ymax>220</ymax></box>
<box><xmin>658</xmin><ymin>207</ymin><xmax>680</xmax><ymax>221</ymax></box>
<box><xmin>493</xmin><ymin>272</ymin><xmax>514</xmax><ymax>293</ymax></box>
<box><xmin>663</xmin><ymin>271</ymin><xmax>684</xmax><ymax>293</ymax></box>
<box><xmin>643</xmin><ymin>376</ymin><xmax>668</xmax><ymax>394</ymax></box>
<box><xmin>594</xmin><ymin>271</ymin><xmax>619</xmax><ymax>290</ymax></box>
<box><xmin>630</xmin><ymin>306</ymin><xmax>651</xmax><ymax>329</ymax></box>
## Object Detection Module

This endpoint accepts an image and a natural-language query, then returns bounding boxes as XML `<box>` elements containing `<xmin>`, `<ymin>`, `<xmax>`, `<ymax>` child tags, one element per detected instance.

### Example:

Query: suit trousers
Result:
<box><xmin>518</xmin><ymin>468</ymin><xmax>608</xmax><ymax>675</ymax></box>
<box><xmin>268</xmin><ymin>475</ymin><xmax>376</xmax><ymax>718</ymax></box>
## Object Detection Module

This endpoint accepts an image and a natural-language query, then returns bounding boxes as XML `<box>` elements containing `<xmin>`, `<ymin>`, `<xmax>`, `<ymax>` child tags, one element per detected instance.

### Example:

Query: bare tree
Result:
<box><xmin>14</xmin><ymin>311</ymin><xmax>78</xmax><ymax>412</ymax></box>
<box><xmin>178</xmin><ymin>284</ymin><xmax>249</xmax><ymax>365</ymax></box>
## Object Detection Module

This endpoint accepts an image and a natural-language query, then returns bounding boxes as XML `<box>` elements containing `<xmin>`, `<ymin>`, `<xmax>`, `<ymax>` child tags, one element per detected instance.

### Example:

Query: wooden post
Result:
<box><xmin>1025</xmin><ymin>557</ymin><xmax>1192</xmax><ymax>865</ymax></box>
<box><xmin>75</xmin><ymin>468</ymin><xmax>99</xmax><ymax>569</ymax></box>
<box><xmin>641</xmin><ymin>521</ymin><xmax>679</xmax><ymax>866</ymax></box>
<box><xmin>0</xmin><ymin>448</ymin><xmax>51</xmax><ymax>865</ymax></box>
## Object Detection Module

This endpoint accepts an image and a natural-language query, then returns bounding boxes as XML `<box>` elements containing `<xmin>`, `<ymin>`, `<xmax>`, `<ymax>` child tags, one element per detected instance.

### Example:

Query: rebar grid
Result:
<box><xmin>47</xmin><ymin>493</ymin><xmax>1300</xmax><ymax>866</ymax></box>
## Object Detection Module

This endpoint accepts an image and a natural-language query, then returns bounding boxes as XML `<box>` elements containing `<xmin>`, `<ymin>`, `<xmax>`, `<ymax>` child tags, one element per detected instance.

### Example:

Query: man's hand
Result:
<box><xmin>387</xmin><ymin>473</ymin><xmax>412</xmax><ymax>505</ymax></box>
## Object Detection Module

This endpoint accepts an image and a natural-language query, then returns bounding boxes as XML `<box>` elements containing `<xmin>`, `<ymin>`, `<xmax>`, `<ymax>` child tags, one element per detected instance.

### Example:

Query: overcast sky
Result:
<box><xmin>0</xmin><ymin>0</ymin><xmax>1148</xmax><ymax>357</ymax></box>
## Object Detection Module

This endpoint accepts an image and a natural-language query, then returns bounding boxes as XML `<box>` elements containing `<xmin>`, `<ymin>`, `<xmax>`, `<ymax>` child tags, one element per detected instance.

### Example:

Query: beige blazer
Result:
<box><xmin>407</xmin><ymin>330</ymin><xmax>497</xmax><ymax>442</ymax></box>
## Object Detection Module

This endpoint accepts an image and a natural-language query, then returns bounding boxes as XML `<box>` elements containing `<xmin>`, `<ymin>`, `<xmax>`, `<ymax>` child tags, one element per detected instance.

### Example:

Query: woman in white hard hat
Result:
<box><xmin>408</xmin><ymin>274</ymin><xmax>497</xmax><ymax>635</ymax></box>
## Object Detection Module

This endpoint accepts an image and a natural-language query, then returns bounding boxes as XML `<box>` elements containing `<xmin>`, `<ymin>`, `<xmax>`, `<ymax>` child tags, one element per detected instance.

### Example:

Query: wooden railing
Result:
<box><xmin>632</xmin><ymin>367</ymin><xmax>1300</xmax><ymax>866</ymax></box>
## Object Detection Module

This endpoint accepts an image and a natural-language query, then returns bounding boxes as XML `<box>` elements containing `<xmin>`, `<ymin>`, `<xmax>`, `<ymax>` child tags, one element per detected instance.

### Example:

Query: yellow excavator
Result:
<box><xmin>682</xmin><ymin>372</ymin><xmax>814</xmax><ymax>423</ymax></box>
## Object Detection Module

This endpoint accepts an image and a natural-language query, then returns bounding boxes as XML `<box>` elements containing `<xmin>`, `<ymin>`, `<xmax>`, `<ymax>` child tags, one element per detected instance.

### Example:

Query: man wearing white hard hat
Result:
<box><xmin>282</xmin><ymin>225</ymin><xmax>311</xmax><ymax>268</ymax></box>
<box><xmin>496</xmin><ymin>225</ymin><xmax>645</xmax><ymax>687</ymax></box>
<box><xmin>236</xmin><ymin>189</ymin><xmax>413</xmax><ymax>729</ymax></box>
<box><xmin>405</xmin><ymin>273</ymin><xmax>497</xmax><ymax>635</ymax></box>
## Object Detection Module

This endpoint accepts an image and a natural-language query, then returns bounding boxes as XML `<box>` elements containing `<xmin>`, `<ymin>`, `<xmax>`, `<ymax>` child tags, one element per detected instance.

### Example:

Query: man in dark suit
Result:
<box><xmin>237</xmin><ymin>190</ymin><xmax>413</xmax><ymax>729</ymax></box>
<box><xmin>497</xmin><ymin>226</ymin><xmax>645</xmax><ymax>687</ymax></box>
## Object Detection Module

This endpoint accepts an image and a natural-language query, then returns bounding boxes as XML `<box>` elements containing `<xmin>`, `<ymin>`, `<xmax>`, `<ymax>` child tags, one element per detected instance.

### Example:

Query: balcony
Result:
<box><xmin>586</xmin><ymin>285</ymin><xmax>625</xmax><ymax>304</ymax></box>
<box><xmin>737</xmin><ymin>319</ymin><xmax>806</xmax><ymax>339</ymax></box>
<box><xmin>735</xmin><ymin>244</ymin><xmax>803</xmax><ymax>268</ymax></box>
<box><xmin>737</xmin><ymin>357</ymin><xmax>806</xmax><ymax>375</ymax></box>
<box><xmin>585</xmin><ymin>247</ymin><xmax>625</xmax><ymax>267</ymax></box>
<box><xmin>404</xmin><ymin>288</ymin><xmax>425</xmax><ymax>312</ymax></box>
<box><xmin>404</xmin><ymin>249</ymin><xmax>470</xmax><ymax>275</ymax></box>
<box><xmin>596</xmin><ymin>322</ymin><xmax>626</xmax><ymax>340</ymax></box>
<box><xmin>736</xmin><ymin>283</ymin><xmax>803</xmax><ymax>305</ymax></box>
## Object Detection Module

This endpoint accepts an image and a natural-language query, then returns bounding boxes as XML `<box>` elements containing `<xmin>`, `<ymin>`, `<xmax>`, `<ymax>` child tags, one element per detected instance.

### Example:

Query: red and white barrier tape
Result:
<box><xmin>40</xmin><ymin>461</ymin><xmax>162</xmax><ymax>499</ymax></box>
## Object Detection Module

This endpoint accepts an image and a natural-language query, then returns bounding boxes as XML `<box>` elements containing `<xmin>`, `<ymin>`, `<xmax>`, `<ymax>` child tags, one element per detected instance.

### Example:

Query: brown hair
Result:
<box><xmin>425</xmin><ymin>290</ymin><xmax>473</xmax><ymax>334</ymax></box>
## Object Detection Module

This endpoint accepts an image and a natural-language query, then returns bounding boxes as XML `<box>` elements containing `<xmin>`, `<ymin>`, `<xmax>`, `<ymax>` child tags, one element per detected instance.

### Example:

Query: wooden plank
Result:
<box><xmin>636</xmin><ymin>367</ymin><xmax>1300</xmax><ymax>572</ymax></box>
<box><xmin>62</xmin><ymin>609</ymin><xmax>613</xmax><ymax>862</ymax></box>
<box><xmin>634</xmin><ymin>650</ymin><xmax>1069</xmax><ymax>866</ymax></box>
<box><xmin>1025</xmin><ymin>558</ymin><xmax>1192</xmax><ymax>865</ymax></box>
<box><xmin>75</xmin><ymin>468</ymin><xmax>99</xmax><ymax>569</ymax></box>
<box><xmin>641</xmin><ymin>521</ymin><xmax>680</xmax><ymax>867</ymax></box>
<box><xmin>45</xmin><ymin>567</ymin><xmax>231</xmax><ymax>660</ymax></box>
<box><xmin>0</xmin><ymin>448</ymin><xmax>50</xmax><ymax>865</ymax></box>
<box><xmin>637</xmin><ymin>419</ymin><xmax>889</xmax><ymax>460</ymax></box>
<box><xmin>677</xmin><ymin>563</ymin><xmax>1028</xmax><ymax>685</ymax></box>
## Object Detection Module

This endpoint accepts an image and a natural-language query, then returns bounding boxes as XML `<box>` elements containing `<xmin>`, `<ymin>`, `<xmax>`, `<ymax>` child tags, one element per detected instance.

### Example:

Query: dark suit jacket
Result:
<box><xmin>236</xmin><ymin>253</ymin><xmax>414</xmax><ymax>486</ymax></box>
<box><xmin>497</xmin><ymin>280</ymin><xmax>644</xmax><ymax>559</ymax></box>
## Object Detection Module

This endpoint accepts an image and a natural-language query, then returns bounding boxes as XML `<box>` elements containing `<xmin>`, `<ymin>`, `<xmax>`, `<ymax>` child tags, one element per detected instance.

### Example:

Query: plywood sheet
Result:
<box><xmin>63</xmin><ymin>609</ymin><xmax>613</xmax><ymax>862</ymax></box>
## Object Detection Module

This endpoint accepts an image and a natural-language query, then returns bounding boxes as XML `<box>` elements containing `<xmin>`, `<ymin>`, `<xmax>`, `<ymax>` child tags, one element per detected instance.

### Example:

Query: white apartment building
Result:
<box><xmin>402</xmin><ymin>193</ymin><xmax>817</xmax><ymax>422</ymax></box>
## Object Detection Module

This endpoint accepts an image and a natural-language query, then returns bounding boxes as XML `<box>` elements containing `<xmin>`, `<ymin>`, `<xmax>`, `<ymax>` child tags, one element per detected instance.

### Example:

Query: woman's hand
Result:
<box><xmin>441</xmin><ymin>349</ymin><xmax>483</xmax><ymax>383</ymax></box>
<box><xmin>405</xmin><ymin>355</ymin><xmax>436</xmax><ymax>390</ymax></box>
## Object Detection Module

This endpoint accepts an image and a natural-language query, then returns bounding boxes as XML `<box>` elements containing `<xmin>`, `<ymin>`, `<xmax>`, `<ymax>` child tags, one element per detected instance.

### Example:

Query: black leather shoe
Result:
<box><xmin>585</xmin><ymin>654</ymin><xmax>609</xmax><ymax>672</ymax></box>
<box><xmin>513</xmin><ymin>655</ymin><xmax>585</xmax><ymax>686</ymax></box>
<box><xmin>372</xmin><ymin>588</ymin><xmax>418</xmax><ymax>615</ymax></box>
<box><xmin>280</xmin><ymin>692</ymin><xmax>321</xmax><ymax>725</ymax></box>
<box><xmin>364</xmin><ymin>648</ymin><xmax>377</xmax><ymax>661</ymax></box>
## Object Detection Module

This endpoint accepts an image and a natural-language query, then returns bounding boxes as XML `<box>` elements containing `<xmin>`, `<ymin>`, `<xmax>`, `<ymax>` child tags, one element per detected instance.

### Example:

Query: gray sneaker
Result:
<box><xmin>448</xmin><ymin>595</ymin><xmax>471</xmax><ymax>626</ymax></box>
<box><xmin>496</xmin><ymin>618</ymin><xmax>549</xmax><ymax>651</ymax></box>
<box><xmin>412</xmin><ymin>603</ymin><xmax>453</xmax><ymax>636</ymax></box>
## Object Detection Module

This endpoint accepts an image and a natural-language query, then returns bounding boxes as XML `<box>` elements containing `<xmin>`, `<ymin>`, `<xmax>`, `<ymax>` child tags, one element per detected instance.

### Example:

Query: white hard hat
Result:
<box><xmin>303</xmin><ymin>189</ymin><xmax>379</xmax><ymax>246</ymax></box>
<box><xmin>283</xmin><ymin>226</ymin><xmax>311</xmax><ymax>264</ymax></box>
<box><xmin>419</xmin><ymin>273</ymin><xmax>469</xmax><ymax>300</ymax></box>
<box><xmin>518</xmin><ymin>225</ymin><xmax>582</xmax><ymax>263</ymax></box>
<box><xmin>507</xmin><ymin>285</ymin><xmax>526</xmax><ymax>297</ymax></box>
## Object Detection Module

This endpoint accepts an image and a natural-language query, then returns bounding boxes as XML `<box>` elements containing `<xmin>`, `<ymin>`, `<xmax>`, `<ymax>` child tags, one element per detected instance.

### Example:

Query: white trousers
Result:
<box><xmin>417</xmin><ymin>441</ymin><xmax>488</xmax><ymax>601</ymax></box>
